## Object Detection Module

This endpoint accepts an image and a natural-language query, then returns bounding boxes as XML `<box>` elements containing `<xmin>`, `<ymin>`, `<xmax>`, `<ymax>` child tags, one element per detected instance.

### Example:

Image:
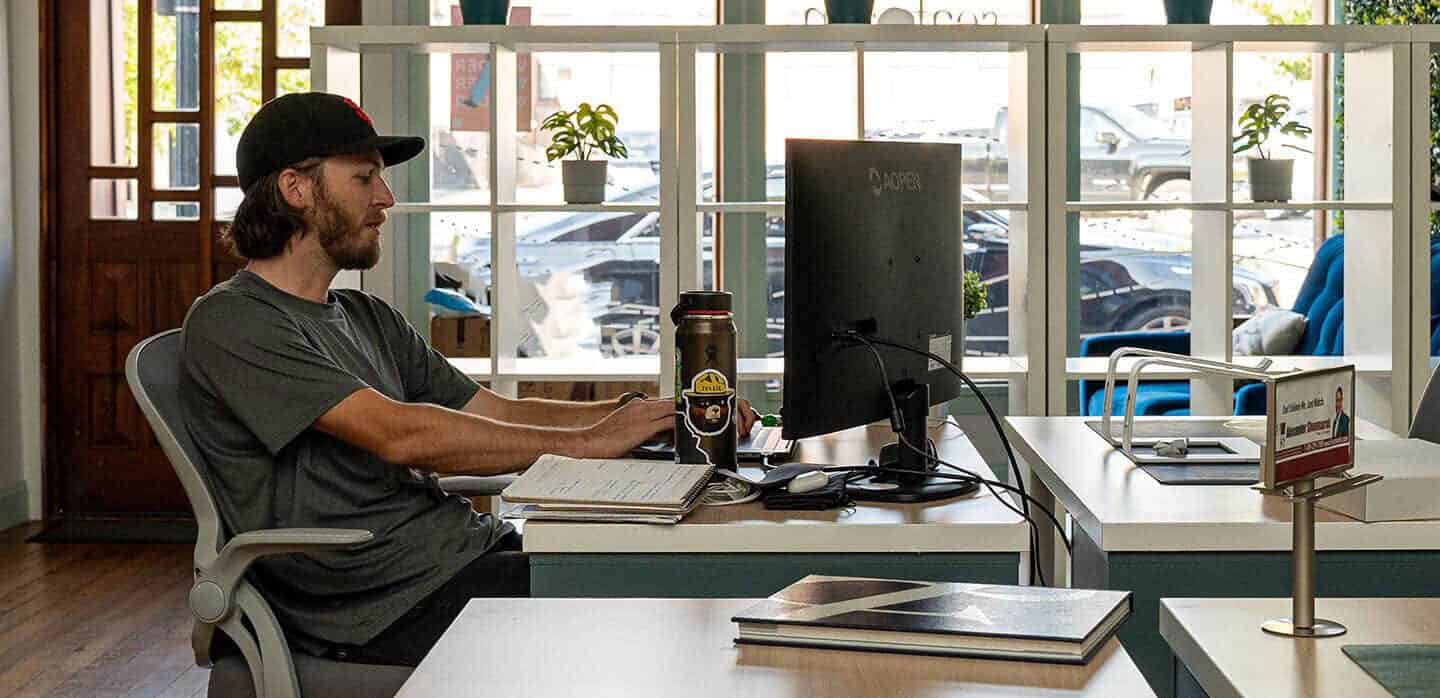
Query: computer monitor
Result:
<box><xmin>781</xmin><ymin>138</ymin><xmax>975</xmax><ymax>503</ymax></box>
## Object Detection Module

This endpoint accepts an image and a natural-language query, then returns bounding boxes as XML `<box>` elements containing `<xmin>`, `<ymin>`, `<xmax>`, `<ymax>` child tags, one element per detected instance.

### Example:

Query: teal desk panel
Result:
<box><xmin>1073</xmin><ymin>526</ymin><xmax>1440</xmax><ymax>698</ymax></box>
<box><xmin>531</xmin><ymin>552</ymin><xmax>1021</xmax><ymax>598</ymax></box>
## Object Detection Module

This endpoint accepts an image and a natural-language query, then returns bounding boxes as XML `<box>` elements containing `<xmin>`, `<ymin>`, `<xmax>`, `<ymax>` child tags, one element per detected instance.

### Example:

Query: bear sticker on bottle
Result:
<box><xmin>680</xmin><ymin>369</ymin><xmax>735</xmax><ymax>466</ymax></box>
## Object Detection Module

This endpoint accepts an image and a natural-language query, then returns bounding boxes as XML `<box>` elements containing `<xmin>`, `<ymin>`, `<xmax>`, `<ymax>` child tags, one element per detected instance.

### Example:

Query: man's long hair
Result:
<box><xmin>221</xmin><ymin>157</ymin><xmax>324</xmax><ymax>259</ymax></box>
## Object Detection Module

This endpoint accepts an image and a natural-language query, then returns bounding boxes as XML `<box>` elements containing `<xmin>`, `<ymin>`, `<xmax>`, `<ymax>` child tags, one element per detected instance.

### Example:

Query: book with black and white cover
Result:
<box><xmin>732</xmin><ymin>575</ymin><xmax>1132</xmax><ymax>664</ymax></box>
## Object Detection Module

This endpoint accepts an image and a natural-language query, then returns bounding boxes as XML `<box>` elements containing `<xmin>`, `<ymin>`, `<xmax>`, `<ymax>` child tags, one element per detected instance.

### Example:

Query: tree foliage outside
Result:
<box><xmin>119</xmin><ymin>0</ymin><xmax>318</xmax><ymax>167</ymax></box>
<box><xmin>1245</xmin><ymin>0</ymin><xmax>1314</xmax><ymax>81</ymax></box>
<box><xmin>1340</xmin><ymin>0</ymin><xmax>1440</xmax><ymax>235</ymax></box>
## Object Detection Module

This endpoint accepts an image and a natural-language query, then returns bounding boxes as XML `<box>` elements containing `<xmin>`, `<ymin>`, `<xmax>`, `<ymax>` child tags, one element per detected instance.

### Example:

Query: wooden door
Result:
<box><xmin>48</xmin><ymin>0</ymin><xmax>358</xmax><ymax>517</ymax></box>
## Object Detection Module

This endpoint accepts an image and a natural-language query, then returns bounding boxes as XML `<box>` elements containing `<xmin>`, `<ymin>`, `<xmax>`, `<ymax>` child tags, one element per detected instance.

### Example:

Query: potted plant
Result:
<box><xmin>459</xmin><ymin>0</ymin><xmax>509</xmax><ymax>24</ymax></box>
<box><xmin>1233</xmin><ymin>94</ymin><xmax>1312</xmax><ymax>203</ymax></box>
<box><xmin>823</xmin><ymin>0</ymin><xmax>876</xmax><ymax>23</ymax></box>
<box><xmin>962</xmin><ymin>271</ymin><xmax>986</xmax><ymax>320</ymax></box>
<box><xmin>1163</xmin><ymin>0</ymin><xmax>1214</xmax><ymax>23</ymax></box>
<box><xmin>542</xmin><ymin>103</ymin><xmax>628</xmax><ymax>204</ymax></box>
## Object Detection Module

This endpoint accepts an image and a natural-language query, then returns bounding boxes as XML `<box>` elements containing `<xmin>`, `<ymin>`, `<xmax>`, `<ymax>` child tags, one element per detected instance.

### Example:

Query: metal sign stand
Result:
<box><xmin>1260</xmin><ymin>472</ymin><xmax>1382</xmax><ymax>638</ymax></box>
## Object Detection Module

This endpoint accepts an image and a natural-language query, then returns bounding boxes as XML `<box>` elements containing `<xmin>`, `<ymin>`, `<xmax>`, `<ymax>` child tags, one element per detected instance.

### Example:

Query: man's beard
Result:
<box><xmin>313</xmin><ymin>185</ymin><xmax>382</xmax><ymax>270</ymax></box>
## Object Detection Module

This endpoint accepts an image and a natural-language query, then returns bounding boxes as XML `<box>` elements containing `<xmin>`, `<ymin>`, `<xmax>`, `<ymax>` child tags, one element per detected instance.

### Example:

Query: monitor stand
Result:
<box><xmin>845</xmin><ymin>381</ymin><xmax>980</xmax><ymax>503</ymax></box>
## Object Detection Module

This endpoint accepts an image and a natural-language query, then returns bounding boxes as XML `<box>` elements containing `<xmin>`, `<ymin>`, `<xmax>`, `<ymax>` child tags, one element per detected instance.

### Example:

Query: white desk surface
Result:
<box><xmin>516</xmin><ymin>421</ymin><xmax>1029</xmax><ymax>554</ymax></box>
<box><xmin>398</xmin><ymin>598</ymin><xmax>1156</xmax><ymax>698</ymax></box>
<box><xmin>1160</xmin><ymin>597</ymin><xmax>1440</xmax><ymax>698</ymax></box>
<box><xmin>1004</xmin><ymin>416</ymin><xmax>1440</xmax><ymax>553</ymax></box>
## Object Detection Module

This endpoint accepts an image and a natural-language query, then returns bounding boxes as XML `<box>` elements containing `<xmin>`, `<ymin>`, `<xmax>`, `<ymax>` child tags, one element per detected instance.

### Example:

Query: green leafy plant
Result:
<box><xmin>962</xmin><ymin>270</ymin><xmax>986</xmax><ymax>320</ymax></box>
<box><xmin>1340</xmin><ymin>0</ymin><xmax>1440</xmax><ymax>237</ymax></box>
<box><xmin>541</xmin><ymin>103</ymin><xmax>629</xmax><ymax>162</ymax></box>
<box><xmin>1233</xmin><ymin>94</ymin><xmax>1313</xmax><ymax>160</ymax></box>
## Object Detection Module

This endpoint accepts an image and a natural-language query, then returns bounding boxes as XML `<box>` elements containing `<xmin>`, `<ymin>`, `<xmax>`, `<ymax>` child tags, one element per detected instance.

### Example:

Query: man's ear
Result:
<box><xmin>278</xmin><ymin>167</ymin><xmax>314</xmax><ymax>210</ymax></box>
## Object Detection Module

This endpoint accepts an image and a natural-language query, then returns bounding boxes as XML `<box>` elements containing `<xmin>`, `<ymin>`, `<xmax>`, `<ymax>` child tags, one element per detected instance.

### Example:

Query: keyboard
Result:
<box><xmin>632</xmin><ymin>424</ymin><xmax>795</xmax><ymax>461</ymax></box>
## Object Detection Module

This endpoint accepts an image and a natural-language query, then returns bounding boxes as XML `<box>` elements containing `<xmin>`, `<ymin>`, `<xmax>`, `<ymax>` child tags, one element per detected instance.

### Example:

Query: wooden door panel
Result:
<box><xmin>49</xmin><ymin>2</ymin><xmax>353</xmax><ymax>517</ymax></box>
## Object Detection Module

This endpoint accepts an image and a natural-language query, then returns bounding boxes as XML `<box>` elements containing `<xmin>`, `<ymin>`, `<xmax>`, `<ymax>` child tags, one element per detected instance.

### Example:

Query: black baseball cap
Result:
<box><xmin>236</xmin><ymin>92</ymin><xmax>426</xmax><ymax>192</ymax></box>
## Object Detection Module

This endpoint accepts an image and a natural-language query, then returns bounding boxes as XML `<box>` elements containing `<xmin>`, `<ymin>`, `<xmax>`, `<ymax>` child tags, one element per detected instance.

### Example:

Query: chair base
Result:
<box><xmin>209</xmin><ymin>653</ymin><xmax>413</xmax><ymax>698</ymax></box>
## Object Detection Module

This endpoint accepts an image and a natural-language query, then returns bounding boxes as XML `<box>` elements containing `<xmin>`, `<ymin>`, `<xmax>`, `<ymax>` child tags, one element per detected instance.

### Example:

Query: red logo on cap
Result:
<box><xmin>340</xmin><ymin>97</ymin><xmax>373</xmax><ymax>127</ymax></box>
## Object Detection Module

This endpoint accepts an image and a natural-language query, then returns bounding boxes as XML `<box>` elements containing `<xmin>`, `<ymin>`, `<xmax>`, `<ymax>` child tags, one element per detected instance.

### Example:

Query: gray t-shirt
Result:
<box><xmin>179</xmin><ymin>270</ymin><xmax>513</xmax><ymax>647</ymax></box>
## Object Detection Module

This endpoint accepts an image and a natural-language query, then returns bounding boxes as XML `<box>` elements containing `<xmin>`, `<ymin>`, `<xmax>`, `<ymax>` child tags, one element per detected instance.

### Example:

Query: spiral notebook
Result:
<box><xmin>500</xmin><ymin>455</ymin><xmax>714</xmax><ymax>518</ymax></box>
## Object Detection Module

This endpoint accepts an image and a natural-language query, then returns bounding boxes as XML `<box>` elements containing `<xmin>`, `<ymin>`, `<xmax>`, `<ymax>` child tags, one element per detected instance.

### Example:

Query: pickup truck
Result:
<box><xmin>874</xmin><ymin>104</ymin><xmax>1193</xmax><ymax>202</ymax></box>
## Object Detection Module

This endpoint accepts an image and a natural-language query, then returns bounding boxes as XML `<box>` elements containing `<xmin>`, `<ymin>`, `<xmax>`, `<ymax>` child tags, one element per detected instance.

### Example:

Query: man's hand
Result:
<box><xmin>583</xmin><ymin>398</ymin><xmax>674</xmax><ymax>458</ymax></box>
<box><xmin>583</xmin><ymin>396</ymin><xmax>758</xmax><ymax>459</ymax></box>
<box><xmin>735</xmin><ymin>398</ymin><xmax>757</xmax><ymax>437</ymax></box>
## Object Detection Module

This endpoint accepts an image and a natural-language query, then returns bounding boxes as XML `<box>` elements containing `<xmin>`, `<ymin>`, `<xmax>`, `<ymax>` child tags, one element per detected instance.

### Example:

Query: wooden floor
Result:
<box><xmin>0</xmin><ymin>522</ymin><xmax>208</xmax><ymax>697</ymax></box>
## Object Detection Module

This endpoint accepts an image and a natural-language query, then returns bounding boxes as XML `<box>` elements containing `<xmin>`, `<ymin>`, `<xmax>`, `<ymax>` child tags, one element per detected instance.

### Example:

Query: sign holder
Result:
<box><xmin>1094</xmin><ymin>351</ymin><xmax>1384</xmax><ymax>637</ymax></box>
<box><xmin>1257</xmin><ymin>365</ymin><xmax>1381</xmax><ymax>638</ymax></box>
<box><xmin>1258</xmin><ymin>473</ymin><xmax>1381</xmax><ymax>637</ymax></box>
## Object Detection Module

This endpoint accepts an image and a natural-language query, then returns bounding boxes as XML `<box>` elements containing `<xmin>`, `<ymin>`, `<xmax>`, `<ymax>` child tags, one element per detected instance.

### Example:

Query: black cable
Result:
<box><xmin>850</xmin><ymin>334</ymin><xmax>907</xmax><ymax>434</ymax></box>
<box><xmin>804</xmin><ymin>459</ymin><xmax>1067</xmax><ymax>551</ymax></box>
<box><xmin>893</xmin><ymin>436</ymin><xmax>1070</xmax><ymax>552</ymax></box>
<box><xmin>871</xmin><ymin>458</ymin><xmax>1071</xmax><ymax>554</ymax></box>
<box><xmin>859</xmin><ymin>336</ymin><xmax>1033</xmax><ymax>525</ymax></box>
<box><xmin>844</xmin><ymin>331</ymin><xmax>1042</xmax><ymax>584</ymax></box>
<box><xmin>908</xmin><ymin>434</ymin><xmax>1051</xmax><ymax>588</ymax></box>
<box><xmin>903</xmin><ymin>437</ymin><xmax>1054</xmax><ymax>591</ymax></box>
<box><xmin>842</xmin><ymin>332</ymin><xmax>1070</xmax><ymax>586</ymax></box>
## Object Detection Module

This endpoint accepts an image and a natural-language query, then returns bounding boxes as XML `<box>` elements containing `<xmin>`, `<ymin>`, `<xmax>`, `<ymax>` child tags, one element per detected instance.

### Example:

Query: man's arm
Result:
<box><xmin>459</xmin><ymin>386</ymin><xmax>619</xmax><ymax>428</ymax></box>
<box><xmin>462</xmin><ymin>387</ymin><xmax>759</xmax><ymax>435</ymax></box>
<box><xmin>313</xmin><ymin>388</ymin><xmax>673</xmax><ymax>475</ymax></box>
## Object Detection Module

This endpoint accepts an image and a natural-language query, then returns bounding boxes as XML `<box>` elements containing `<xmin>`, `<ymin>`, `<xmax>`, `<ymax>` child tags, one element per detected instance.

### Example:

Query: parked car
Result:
<box><xmin>873</xmin><ymin>105</ymin><xmax>1193</xmax><ymax>202</ymax></box>
<box><xmin>450</xmin><ymin>172</ymin><xmax>1276</xmax><ymax>358</ymax></box>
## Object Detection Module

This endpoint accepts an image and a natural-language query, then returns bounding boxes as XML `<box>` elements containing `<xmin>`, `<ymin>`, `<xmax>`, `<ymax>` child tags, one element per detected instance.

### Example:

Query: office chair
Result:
<box><xmin>126</xmin><ymin>329</ymin><xmax>516</xmax><ymax>698</ymax></box>
<box><xmin>1412</xmin><ymin>360</ymin><xmax>1440</xmax><ymax>445</ymax></box>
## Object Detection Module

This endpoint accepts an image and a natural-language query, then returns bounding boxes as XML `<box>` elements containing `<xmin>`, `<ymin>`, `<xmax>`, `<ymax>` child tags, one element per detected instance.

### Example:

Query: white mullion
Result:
<box><xmin>1343</xmin><ymin>43</ymin><xmax>1407</xmax><ymax>431</ymax></box>
<box><xmin>1044</xmin><ymin>41</ymin><xmax>1070</xmax><ymax>415</ymax></box>
<box><xmin>1410</xmin><ymin>42</ymin><xmax>1433</xmax><ymax>426</ymax></box>
<box><xmin>1188</xmin><ymin>41</ymin><xmax>1234</xmax><ymax>415</ymax></box>
<box><xmin>360</xmin><ymin>48</ymin><xmax>402</xmax><ymax>306</ymax></box>
<box><xmin>312</xmin><ymin>44</ymin><xmax>363</xmax><ymax>291</ymax></box>
<box><xmin>490</xmin><ymin>44</ymin><xmax>519</xmax><ymax>397</ymax></box>
<box><xmin>1007</xmin><ymin>41</ymin><xmax>1046</xmax><ymax>417</ymax></box>
<box><xmin>855</xmin><ymin>43</ymin><xmax>865</xmax><ymax>139</ymax></box>
<box><xmin>662</xmin><ymin>41</ymin><xmax>698</xmax><ymax>397</ymax></box>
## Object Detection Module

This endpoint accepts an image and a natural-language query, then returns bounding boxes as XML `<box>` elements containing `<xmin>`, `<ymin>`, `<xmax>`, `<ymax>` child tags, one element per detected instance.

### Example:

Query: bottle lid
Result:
<box><xmin>678</xmin><ymin>290</ymin><xmax>732</xmax><ymax>312</ymax></box>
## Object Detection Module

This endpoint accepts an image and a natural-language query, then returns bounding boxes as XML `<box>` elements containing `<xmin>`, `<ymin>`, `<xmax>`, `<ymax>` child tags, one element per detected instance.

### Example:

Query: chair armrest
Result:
<box><xmin>197</xmin><ymin>528</ymin><xmax>373</xmax><ymax>618</ymax></box>
<box><xmin>439</xmin><ymin>474</ymin><xmax>518</xmax><ymax>496</ymax></box>
<box><xmin>1078</xmin><ymin>330</ymin><xmax>1193</xmax><ymax>357</ymax></box>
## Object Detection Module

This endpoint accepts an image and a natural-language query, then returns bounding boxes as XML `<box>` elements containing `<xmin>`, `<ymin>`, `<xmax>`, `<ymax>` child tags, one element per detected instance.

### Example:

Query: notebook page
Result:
<box><xmin>502</xmin><ymin>455</ymin><xmax>713</xmax><ymax>508</ymax></box>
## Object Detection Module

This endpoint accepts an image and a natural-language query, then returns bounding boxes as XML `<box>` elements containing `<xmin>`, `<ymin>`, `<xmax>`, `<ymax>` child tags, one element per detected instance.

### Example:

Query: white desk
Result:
<box><xmin>1004</xmin><ymin>416</ymin><xmax>1430</xmax><ymax>553</ymax></box>
<box><xmin>398</xmin><ymin>598</ymin><xmax>1157</xmax><ymax>697</ymax></box>
<box><xmin>1161</xmin><ymin>597</ymin><xmax>1440</xmax><ymax>698</ymax></box>
<box><xmin>518</xmin><ymin>421</ymin><xmax>1032</xmax><ymax>597</ymax></box>
<box><xmin>1003</xmin><ymin>416</ymin><xmax>1440</xmax><ymax>697</ymax></box>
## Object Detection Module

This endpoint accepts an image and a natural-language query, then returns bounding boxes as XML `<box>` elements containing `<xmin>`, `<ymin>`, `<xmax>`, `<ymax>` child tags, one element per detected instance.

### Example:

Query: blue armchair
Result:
<box><xmin>1079</xmin><ymin>234</ymin><xmax>1350</xmax><ymax>417</ymax></box>
<box><xmin>1081</xmin><ymin>235</ymin><xmax>1440</xmax><ymax>416</ymax></box>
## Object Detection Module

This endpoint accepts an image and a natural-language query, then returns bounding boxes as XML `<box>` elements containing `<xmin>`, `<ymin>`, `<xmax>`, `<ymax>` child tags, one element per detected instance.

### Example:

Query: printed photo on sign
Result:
<box><xmin>1263</xmin><ymin>366</ymin><xmax>1355</xmax><ymax>489</ymax></box>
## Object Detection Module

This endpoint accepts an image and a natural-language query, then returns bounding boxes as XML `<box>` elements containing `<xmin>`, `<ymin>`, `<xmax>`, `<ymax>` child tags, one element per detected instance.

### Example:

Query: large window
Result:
<box><xmin>325</xmin><ymin>10</ymin><xmax>1426</xmax><ymax>428</ymax></box>
<box><xmin>425</xmin><ymin>1</ymin><xmax>716</xmax><ymax>362</ymax></box>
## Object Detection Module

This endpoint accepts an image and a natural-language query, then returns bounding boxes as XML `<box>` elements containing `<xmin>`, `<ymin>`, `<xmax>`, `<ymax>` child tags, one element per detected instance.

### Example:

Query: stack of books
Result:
<box><xmin>733</xmin><ymin>575</ymin><xmax>1132</xmax><ymax>664</ymax></box>
<box><xmin>500</xmin><ymin>455</ymin><xmax>714</xmax><ymax>524</ymax></box>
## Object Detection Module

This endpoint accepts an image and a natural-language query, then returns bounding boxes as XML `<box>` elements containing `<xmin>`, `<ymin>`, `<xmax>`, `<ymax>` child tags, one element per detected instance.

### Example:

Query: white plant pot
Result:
<box><xmin>562</xmin><ymin>160</ymin><xmax>607</xmax><ymax>204</ymax></box>
<box><xmin>1247</xmin><ymin>157</ymin><xmax>1294</xmax><ymax>203</ymax></box>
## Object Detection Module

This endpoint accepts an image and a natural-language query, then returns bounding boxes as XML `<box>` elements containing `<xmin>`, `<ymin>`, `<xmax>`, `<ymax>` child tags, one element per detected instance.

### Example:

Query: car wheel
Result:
<box><xmin>608</xmin><ymin>326</ymin><xmax>661</xmax><ymax>356</ymax></box>
<box><xmin>1125</xmin><ymin>304</ymin><xmax>1191</xmax><ymax>332</ymax></box>
<box><xmin>1144</xmin><ymin>178</ymin><xmax>1192</xmax><ymax>237</ymax></box>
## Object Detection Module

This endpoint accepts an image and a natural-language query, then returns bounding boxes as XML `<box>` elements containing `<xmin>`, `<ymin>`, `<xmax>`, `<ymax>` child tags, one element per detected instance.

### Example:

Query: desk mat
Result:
<box><xmin>1138</xmin><ymin>463</ymin><xmax>1258</xmax><ymax>485</ymax></box>
<box><xmin>1342</xmin><ymin>644</ymin><xmax>1440</xmax><ymax>697</ymax></box>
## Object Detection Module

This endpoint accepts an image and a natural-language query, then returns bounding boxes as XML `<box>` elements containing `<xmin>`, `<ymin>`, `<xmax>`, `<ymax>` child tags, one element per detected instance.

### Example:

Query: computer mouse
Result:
<box><xmin>786</xmin><ymin>470</ymin><xmax>831</xmax><ymax>494</ymax></box>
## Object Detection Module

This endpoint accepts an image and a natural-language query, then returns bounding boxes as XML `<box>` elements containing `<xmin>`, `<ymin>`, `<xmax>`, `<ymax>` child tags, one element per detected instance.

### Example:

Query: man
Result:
<box><xmin>179</xmin><ymin>92</ymin><xmax>754</xmax><ymax>666</ymax></box>
<box><xmin>1332</xmin><ymin>386</ymin><xmax>1351</xmax><ymax>439</ymax></box>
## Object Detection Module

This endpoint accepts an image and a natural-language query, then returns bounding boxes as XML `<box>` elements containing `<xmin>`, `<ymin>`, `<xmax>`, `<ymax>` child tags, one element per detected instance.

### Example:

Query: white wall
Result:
<box><xmin>3</xmin><ymin>0</ymin><xmax>41</xmax><ymax>525</ymax></box>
